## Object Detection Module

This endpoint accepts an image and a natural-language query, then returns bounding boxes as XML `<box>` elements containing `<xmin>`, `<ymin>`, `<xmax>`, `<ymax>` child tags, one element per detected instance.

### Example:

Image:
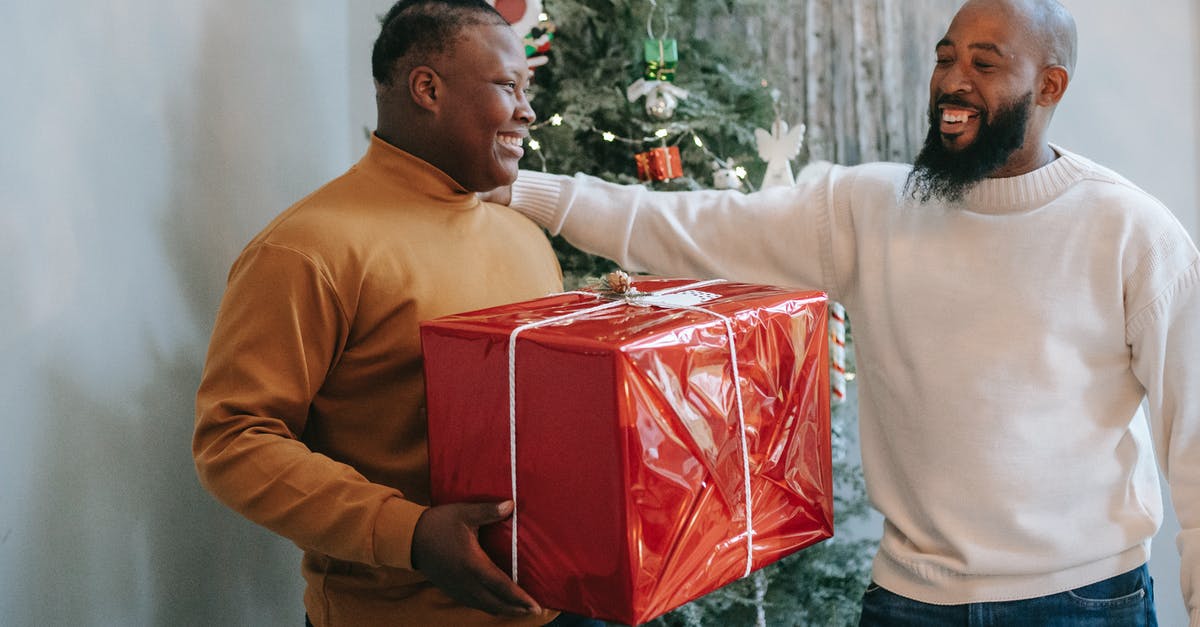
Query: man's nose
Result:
<box><xmin>938</xmin><ymin>62</ymin><xmax>973</xmax><ymax>94</ymax></box>
<box><xmin>516</xmin><ymin>92</ymin><xmax>536</xmax><ymax>124</ymax></box>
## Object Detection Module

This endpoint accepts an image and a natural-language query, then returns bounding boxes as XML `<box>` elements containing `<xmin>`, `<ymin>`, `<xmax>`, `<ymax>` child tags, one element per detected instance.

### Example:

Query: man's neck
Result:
<box><xmin>991</xmin><ymin>142</ymin><xmax>1057</xmax><ymax>179</ymax></box>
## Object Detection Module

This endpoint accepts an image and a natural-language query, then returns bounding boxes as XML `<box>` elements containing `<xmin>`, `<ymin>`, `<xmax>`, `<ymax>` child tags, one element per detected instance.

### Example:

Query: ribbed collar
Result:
<box><xmin>960</xmin><ymin>144</ymin><xmax>1092</xmax><ymax>215</ymax></box>
<box><xmin>358</xmin><ymin>133</ymin><xmax>479</xmax><ymax>210</ymax></box>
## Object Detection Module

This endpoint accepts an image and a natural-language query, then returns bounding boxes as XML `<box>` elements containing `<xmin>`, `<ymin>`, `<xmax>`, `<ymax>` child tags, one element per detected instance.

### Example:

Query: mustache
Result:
<box><xmin>933</xmin><ymin>94</ymin><xmax>981</xmax><ymax>111</ymax></box>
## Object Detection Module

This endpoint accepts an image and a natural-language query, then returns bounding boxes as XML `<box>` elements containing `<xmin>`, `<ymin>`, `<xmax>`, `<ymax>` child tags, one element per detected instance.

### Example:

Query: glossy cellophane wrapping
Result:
<box><xmin>420</xmin><ymin>278</ymin><xmax>833</xmax><ymax>625</ymax></box>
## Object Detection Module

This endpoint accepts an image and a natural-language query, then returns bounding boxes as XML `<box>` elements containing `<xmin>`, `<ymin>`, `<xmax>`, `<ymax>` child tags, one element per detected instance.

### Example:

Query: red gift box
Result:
<box><xmin>420</xmin><ymin>277</ymin><xmax>832</xmax><ymax>625</ymax></box>
<box><xmin>635</xmin><ymin>145</ymin><xmax>683</xmax><ymax>181</ymax></box>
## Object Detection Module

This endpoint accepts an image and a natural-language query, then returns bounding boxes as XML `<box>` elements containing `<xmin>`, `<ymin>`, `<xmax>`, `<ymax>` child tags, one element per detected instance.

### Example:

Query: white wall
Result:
<box><xmin>1053</xmin><ymin>0</ymin><xmax>1199</xmax><ymax>239</ymax></box>
<box><xmin>1052</xmin><ymin>2</ymin><xmax>1198</xmax><ymax>625</ymax></box>
<box><xmin>1</xmin><ymin>1</ymin><xmax>1195</xmax><ymax>625</ymax></box>
<box><xmin>0</xmin><ymin>2</ymin><xmax>352</xmax><ymax>624</ymax></box>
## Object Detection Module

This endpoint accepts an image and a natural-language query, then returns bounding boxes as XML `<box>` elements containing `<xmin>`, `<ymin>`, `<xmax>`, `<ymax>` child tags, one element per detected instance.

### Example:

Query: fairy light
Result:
<box><xmin>523</xmin><ymin>113</ymin><xmax>760</xmax><ymax>191</ymax></box>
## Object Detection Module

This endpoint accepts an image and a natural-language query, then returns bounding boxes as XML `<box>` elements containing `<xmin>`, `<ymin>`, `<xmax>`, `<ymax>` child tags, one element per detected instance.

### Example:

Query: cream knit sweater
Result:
<box><xmin>510</xmin><ymin>146</ymin><xmax>1200</xmax><ymax>624</ymax></box>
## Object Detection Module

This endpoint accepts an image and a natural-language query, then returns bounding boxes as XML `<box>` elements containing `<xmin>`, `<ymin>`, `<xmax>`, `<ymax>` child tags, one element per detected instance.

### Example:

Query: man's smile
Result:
<box><xmin>938</xmin><ymin>105</ymin><xmax>980</xmax><ymax>136</ymax></box>
<box><xmin>497</xmin><ymin>132</ymin><xmax>526</xmax><ymax>158</ymax></box>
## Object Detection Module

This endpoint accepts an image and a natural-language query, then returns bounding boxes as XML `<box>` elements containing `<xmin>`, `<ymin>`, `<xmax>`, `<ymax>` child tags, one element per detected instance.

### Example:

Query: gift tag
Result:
<box><xmin>638</xmin><ymin>289</ymin><xmax>721</xmax><ymax>308</ymax></box>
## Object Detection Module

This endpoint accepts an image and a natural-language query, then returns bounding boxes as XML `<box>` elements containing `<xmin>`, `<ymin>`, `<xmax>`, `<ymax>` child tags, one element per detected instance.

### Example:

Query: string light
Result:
<box><xmin>525</xmin><ymin>111</ymin><xmax>762</xmax><ymax>191</ymax></box>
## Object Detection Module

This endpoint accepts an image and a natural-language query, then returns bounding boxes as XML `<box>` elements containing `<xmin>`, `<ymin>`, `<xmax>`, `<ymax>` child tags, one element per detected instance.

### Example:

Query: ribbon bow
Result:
<box><xmin>626</xmin><ymin>77</ymin><xmax>689</xmax><ymax>110</ymax></box>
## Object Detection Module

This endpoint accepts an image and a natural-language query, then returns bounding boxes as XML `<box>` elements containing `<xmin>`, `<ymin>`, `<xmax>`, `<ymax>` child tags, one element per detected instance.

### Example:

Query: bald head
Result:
<box><xmin>912</xmin><ymin>0</ymin><xmax>1078</xmax><ymax>191</ymax></box>
<box><xmin>958</xmin><ymin>0</ymin><xmax>1077</xmax><ymax>76</ymax></box>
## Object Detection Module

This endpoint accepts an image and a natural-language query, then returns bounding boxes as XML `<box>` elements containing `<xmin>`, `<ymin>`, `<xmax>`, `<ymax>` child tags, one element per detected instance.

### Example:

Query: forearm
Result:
<box><xmin>511</xmin><ymin>169</ymin><xmax>835</xmax><ymax>290</ymax></box>
<box><xmin>192</xmin><ymin>407</ymin><xmax>426</xmax><ymax>568</ymax></box>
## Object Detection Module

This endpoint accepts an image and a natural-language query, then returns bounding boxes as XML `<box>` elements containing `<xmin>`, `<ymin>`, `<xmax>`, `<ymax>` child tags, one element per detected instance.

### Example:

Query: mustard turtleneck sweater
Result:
<box><xmin>194</xmin><ymin>135</ymin><xmax>562</xmax><ymax>626</ymax></box>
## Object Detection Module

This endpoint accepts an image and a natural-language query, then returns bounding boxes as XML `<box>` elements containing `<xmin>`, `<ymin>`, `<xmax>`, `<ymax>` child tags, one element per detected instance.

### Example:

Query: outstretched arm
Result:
<box><xmin>506</xmin><ymin>166</ymin><xmax>840</xmax><ymax>293</ymax></box>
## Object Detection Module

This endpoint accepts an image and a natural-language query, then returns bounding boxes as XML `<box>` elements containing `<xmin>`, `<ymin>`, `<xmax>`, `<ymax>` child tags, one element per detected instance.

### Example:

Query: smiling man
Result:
<box><xmin>193</xmin><ymin>2</ymin><xmax>581</xmax><ymax>625</ymax></box>
<box><xmin>906</xmin><ymin>0</ymin><xmax>1074</xmax><ymax>203</ymax></box>
<box><xmin>496</xmin><ymin>0</ymin><xmax>1200</xmax><ymax>624</ymax></box>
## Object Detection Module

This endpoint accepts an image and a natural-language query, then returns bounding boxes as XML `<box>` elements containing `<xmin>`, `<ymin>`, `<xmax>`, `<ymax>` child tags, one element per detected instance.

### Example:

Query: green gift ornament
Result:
<box><xmin>643</xmin><ymin>38</ymin><xmax>678</xmax><ymax>82</ymax></box>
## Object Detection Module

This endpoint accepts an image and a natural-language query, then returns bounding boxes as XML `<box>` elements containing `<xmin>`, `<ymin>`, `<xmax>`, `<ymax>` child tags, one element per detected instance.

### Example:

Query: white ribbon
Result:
<box><xmin>505</xmin><ymin>279</ymin><xmax>757</xmax><ymax>582</ymax></box>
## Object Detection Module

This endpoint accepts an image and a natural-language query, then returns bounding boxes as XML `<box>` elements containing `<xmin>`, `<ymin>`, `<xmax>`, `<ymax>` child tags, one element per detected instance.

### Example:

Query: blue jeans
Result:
<box><xmin>858</xmin><ymin>564</ymin><xmax>1156</xmax><ymax>626</ymax></box>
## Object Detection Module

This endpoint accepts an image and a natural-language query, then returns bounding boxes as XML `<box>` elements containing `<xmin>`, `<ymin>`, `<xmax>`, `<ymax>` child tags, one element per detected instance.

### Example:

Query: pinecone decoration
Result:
<box><xmin>604</xmin><ymin>270</ymin><xmax>634</xmax><ymax>294</ymax></box>
<box><xmin>586</xmin><ymin>269</ymin><xmax>640</xmax><ymax>296</ymax></box>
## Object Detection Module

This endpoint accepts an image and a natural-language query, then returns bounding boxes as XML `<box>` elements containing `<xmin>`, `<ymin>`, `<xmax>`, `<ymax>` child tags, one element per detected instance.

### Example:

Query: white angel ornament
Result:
<box><xmin>754</xmin><ymin>119</ymin><xmax>805</xmax><ymax>189</ymax></box>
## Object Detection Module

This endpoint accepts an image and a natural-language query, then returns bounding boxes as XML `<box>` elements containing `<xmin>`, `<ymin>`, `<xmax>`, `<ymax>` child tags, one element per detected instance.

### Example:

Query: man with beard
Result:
<box><xmin>492</xmin><ymin>0</ymin><xmax>1200</xmax><ymax>624</ymax></box>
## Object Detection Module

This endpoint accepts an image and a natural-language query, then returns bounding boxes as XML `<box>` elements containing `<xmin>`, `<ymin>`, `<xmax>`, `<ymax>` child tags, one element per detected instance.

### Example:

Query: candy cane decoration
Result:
<box><xmin>829</xmin><ymin>302</ymin><xmax>847</xmax><ymax>404</ymax></box>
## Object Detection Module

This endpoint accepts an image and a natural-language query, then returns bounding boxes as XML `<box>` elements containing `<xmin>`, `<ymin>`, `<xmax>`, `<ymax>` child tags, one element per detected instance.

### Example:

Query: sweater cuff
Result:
<box><xmin>511</xmin><ymin>170</ymin><xmax>568</xmax><ymax>233</ymax></box>
<box><xmin>371</xmin><ymin>497</ymin><xmax>429</xmax><ymax>570</ymax></box>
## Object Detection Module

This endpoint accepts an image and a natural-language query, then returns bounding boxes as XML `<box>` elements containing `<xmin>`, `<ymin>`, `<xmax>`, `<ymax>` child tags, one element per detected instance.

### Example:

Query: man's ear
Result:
<box><xmin>409</xmin><ymin>66</ymin><xmax>440</xmax><ymax>112</ymax></box>
<box><xmin>1037</xmin><ymin>65</ymin><xmax>1069</xmax><ymax>106</ymax></box>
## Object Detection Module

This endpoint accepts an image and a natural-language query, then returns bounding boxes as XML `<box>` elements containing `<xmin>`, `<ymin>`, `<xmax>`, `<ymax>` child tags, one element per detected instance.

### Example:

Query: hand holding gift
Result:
<box><xmin>411</xmin><ymin>500</ymin><xmax>543</xmax><ymax>618</ymax></box>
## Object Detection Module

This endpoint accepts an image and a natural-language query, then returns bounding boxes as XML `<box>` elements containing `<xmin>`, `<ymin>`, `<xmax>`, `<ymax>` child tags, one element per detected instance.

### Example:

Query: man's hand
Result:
<box><xmin>411</xmin><ymin>500</ymin><xmax>542</xmax><ymax>617</ymax></box>
<box><xmin>478</xmin><ymin>185</ymin><xmax>512</xmax><ymax>206</ymax></box>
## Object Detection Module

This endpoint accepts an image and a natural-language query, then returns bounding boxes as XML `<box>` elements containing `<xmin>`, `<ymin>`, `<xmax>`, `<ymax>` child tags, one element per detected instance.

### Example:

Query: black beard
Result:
<box><xmin>904</xmin><ymin>92</ymin><xmax>1033</xmax><ymax>204</ymax></box>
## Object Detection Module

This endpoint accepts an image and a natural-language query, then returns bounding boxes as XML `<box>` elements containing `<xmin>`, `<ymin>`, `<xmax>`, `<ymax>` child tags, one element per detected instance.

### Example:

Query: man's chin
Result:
<box><xmin>940</xmin><ymin>133</ymin><xmax>975</xmax><ymax>153</ymax></box>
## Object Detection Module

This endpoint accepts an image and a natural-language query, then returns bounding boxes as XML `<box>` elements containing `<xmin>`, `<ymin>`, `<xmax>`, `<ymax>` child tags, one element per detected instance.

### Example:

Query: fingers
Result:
<box><xmin>411</xmin><ymin>500</ymin><xmax>542</xmax><ymax>617</ymax></box>
<box><xmin>453</xmin><ymin>501</ymin><xmax>542</xmax><ymax>614</ymax></box>
<box><xmin>477</xmin><ymin>185</ymin><xmax>513</xmax><ymax>205</ymax></box>
<box><xmin>459</xmin><ymin>500</ymin><xmax>515</xmax><ymax>528</ymax></box>
<box><xmin>447</xmin><ymin>573</ymin><xmax>530</xmax><ymax>618</ymax></box>
<box><xmin>464</xmin><ymin>545</ymin><xmax>542</xmax><ymax>614</ymax></box>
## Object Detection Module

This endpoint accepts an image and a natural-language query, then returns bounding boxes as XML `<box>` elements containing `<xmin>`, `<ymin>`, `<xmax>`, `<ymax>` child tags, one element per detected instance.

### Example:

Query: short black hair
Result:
<box><xmin>371</xmin><ymin>0</ymin><xmax>508</xmax><ymax>86</ymax></box>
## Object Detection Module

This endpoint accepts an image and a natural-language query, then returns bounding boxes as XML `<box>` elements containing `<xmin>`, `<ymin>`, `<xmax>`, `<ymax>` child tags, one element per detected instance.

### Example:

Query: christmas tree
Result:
<box><xmin>514</xmin><ymin>0</ymin><xmax>876</xmax><ymax>624</ymax></box>
<box><xmin>520</xmin><ymin>0</ymin><xmax>785</xmax><ymax>288</ymax></box>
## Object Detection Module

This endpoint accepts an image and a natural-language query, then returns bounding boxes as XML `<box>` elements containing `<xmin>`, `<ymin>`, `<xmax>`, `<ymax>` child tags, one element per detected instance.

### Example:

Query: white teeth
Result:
<box><xmin>942</xmin><ymin>110</ymin><xmax>971</xmax><ymax>124</ymax></box>
<box><xmin>497</xmin><ymin>135</ymin><xmax>524</xmax><ymax>147</ymax></box>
